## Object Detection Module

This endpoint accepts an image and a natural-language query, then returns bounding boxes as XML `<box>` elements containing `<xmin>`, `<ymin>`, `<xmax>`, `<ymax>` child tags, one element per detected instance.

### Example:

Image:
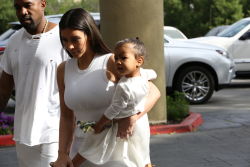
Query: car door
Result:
<box><xmin>231</xmin><ymin>30</ymin><xmax>250</xmax><ymax>72</ymax></box>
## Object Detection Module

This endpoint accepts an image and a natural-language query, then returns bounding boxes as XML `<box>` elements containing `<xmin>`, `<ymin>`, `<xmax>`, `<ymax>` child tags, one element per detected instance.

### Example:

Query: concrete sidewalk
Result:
<box><xmin>151</xmin><ymin>126</ymin><xmax>250</xmax><ymax>167</ymax></box>
<box><xmin>1</xmin><ymin>85</ymin><xmax>250</xmax><ymax>167</ymax></box>
<box><xmin>1</xmin><ymin>125</ymin><xmax>250</xmax><ymax>167</ymax></box>
<box><xmin>0</xmin><ymin>146</ymin><xmax>17</xmax><ymax>167</ymax></box>
<box><xmin>148</xmin><ymin>85</ymin><xmax>249</xmax><ymax>167</ymax></box>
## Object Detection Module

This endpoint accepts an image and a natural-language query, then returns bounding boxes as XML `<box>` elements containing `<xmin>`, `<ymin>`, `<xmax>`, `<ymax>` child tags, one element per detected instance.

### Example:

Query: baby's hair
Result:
<box><xmin>115</xmin><ymin>37</ymin><xmax>146</xmax><ymax>58</ymax></box>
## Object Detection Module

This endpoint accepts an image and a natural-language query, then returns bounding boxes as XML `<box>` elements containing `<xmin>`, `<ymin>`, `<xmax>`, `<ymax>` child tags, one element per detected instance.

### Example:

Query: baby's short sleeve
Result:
<box><xmin>140</xmin><ymin>68</ymin><xmax>157</xmax><ymax>80</ymax></box>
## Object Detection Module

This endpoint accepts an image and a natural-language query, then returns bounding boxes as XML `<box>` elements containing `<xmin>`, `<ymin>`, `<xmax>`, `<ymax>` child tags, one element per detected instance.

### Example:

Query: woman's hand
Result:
<box><xmin>50</xmin><ymin>152</ymin><xmax>73</xmax><ymax>167</ymax></box>
<box><xmin>116</xmin><ymin>82</ymin><xmax>160</xmax><ymax>139</ymax></box>
<box><xmin>117</xmin><ymin>114</ymin><xmax>139</xmax><ymax>139</ymax></box>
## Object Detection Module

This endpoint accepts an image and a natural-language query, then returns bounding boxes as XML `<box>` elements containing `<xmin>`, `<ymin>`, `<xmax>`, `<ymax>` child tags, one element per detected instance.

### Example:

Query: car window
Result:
<box><xmin>0</xmin><ymin>29</ymin><xmax>16</xmax><ymax>41</ymax></box>
<box><xmin>217</xmin><ymin>19</ymin><xmax>250</xmax><ymax>37</ymax></box>
<box><xmin>164</xmin><ymin>29</ymin><xmax>186</xmax><ymax>39</ymax></box>
<box><xmin>0</xmin><ymin>24</ymin><xmax>22</xmax><ymax>41</ymax></box>
<box><xmin>205</xmin><ymin>25</ymin><xmax>229</xmax><ymax>36</ymax></box>
<box><xmin>163</xmin><ymin>35</ymin><xmax>171</xmax><ymax>43</ymax></box>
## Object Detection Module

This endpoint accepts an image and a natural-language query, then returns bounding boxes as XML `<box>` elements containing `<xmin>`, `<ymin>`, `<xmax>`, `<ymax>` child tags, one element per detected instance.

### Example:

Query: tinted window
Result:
<box><xmin>164</xmin><ymin>29</ymin><xmax>185</xmax><ymax>39</ymax></box>
<box><xmin>218</xmin><ymin>19</ymin><xmax>250</xmax><ymax>37</ymax></box>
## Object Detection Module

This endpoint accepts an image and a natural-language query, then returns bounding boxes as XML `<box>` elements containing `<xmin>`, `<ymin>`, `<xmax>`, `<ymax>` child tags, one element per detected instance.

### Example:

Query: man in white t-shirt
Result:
<box><xmin>0</xmin><ymin>0</ymin><xmax>68</xmax><ymax>167</ymax></box>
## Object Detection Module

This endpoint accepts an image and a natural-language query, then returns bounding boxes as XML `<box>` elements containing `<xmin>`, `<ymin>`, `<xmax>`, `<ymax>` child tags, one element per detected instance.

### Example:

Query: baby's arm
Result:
<box><xmin>95</xmin><ymin>82</ymin><xmax>131</xmax><ymax>133</ymax></box>
<box><xmin>93</xmin><ymin>115</ymin><xmax>112</xmax><ymax>133</ymax></box>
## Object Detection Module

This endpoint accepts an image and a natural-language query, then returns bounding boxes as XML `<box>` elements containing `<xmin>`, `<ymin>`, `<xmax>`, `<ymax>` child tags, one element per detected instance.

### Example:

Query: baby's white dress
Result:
<box><xmin>78</xmin><ymin>69</ymin><xmax>157</xmax><ymax>167</ymax></box>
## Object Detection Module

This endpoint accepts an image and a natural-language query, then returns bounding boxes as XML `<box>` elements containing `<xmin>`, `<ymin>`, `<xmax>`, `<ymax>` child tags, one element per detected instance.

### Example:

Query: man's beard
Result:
<box><xmin>20</xmin><ymin>15</ymin><xmax>36</xmax><ymax>32</ymax></box>
<box><xmin>22</xmin><ymin>21</ymin><xmax>36</xmax><ymax>32</ymax></box>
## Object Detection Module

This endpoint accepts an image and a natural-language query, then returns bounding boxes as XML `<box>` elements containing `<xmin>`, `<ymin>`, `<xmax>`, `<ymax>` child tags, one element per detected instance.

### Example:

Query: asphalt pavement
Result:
<box><xmin>151</xmin><ymin>79</ymin><xmax>250</xmax><ymax>167</ymax></box>
<box><xmin>1</xmin><ymin>79</ymin><xmax>250</xmax><ymax>167</ymax></box>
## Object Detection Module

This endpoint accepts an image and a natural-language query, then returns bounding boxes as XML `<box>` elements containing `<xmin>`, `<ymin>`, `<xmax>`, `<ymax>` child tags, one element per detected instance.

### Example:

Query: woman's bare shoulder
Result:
<box><xmin>57</xmin><ymin>61</ymin><xmax>67</xmax><ymax>73</ymax></box>
<box><xmin>57</xmin><ymin>61</ymin><xmax>67</xmax><ymax>82</ymax></box>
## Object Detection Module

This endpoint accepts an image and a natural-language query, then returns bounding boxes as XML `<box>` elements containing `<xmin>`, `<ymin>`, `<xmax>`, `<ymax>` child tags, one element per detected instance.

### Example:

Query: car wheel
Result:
<box><xmin>175</xmin><ymin>66</ymin><xmax>215</xmax><ymax>104</ymax></box>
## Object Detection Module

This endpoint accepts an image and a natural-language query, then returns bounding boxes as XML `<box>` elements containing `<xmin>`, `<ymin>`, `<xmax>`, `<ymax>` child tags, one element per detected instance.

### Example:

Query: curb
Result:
<box><xmin>0</xmin><ymin>112</ymin><xmax>203</xmax><ymax>146</ymax></box>
<box><xmin>0</xmin><ymin>135</ymin><xmax>15</xmax><ymax>147</ymax></box>
<box><xmin>150</xmin><ymin>112</ymin><xmax>203</xmax><ymax>135</ymax></box>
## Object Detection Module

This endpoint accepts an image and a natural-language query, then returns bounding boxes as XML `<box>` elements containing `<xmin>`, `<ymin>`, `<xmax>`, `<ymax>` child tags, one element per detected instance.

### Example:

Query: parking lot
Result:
<box><xmin>150</xmin><ymin>78</ymin><xmax>250</xmax><ymax>167</ymax></box>
<box><xmin>191</xmin><ymin>78</ymin><xmax>250</xmax><ymax>130</ymax></box>
<box><xmin>1</xmin><ymin>79</ymin><xmax>250</xmax><ymax>167</ymax></box>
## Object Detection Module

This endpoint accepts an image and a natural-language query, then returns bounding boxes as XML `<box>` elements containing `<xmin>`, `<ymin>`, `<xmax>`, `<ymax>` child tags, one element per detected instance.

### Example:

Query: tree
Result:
<box><xmin>164</xmin><ymin>0</ymin><xmax>243</xmax><ymax>37</ymax></box>
<box><xmin>45</xmin><ymin>0</ymin><xmax>99</xmax><ymax>15</ymax></box>
<box><xmin>0</xmin><ymin>0</ymin><xmax>16</xmax><ymax>34</ymax></box>
<box><xmin>46</xmin><ymin>0</ymin><xmax>80</xmax><ymax>15</ymax></box>
<box><xmin>209</xmin><ymin>0</ymin><xmax>243</xmax><ymax>26</ymax></box>
<box><xmin>79</xmin><ymin>0</ymin><xmax>99</xmax><ymax>12</ymax></box>
<box><xmin>240</xmin><ymin>0</ymin><xmax>250</xmax><ymax>17</ymax></box>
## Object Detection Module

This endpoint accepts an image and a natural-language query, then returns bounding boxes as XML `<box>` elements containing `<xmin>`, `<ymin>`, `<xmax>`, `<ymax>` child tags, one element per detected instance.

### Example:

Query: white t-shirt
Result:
<box><xmin>0</xmin><ymin>26</ymin><xmax>69</xmax><ymax>146</ymax></box>
<box><xmin>104</xmin><ymin>68</ymin><xmax>157</xmax><ymax>120</ymax></box>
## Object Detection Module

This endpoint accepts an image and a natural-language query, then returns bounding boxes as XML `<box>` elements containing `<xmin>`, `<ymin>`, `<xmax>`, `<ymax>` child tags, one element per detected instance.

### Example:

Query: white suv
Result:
<box><xmin>191</xmin><ymin>17</ymin><xmax>250</xmax><ymax>76</ymax></box>
<box><xmin>164</xmin><ymin>35</ymin><xmax>235</xmax><ymax>104</ymax></box>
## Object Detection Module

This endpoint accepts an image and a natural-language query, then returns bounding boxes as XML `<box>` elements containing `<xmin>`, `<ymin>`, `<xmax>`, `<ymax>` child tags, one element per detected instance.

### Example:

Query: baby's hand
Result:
<box><xmin>93</xmin><ymin>115</ymin><xmax>111</xmax><ymax>133</ymax></box>
<box><xmin>93</xmin><ymin>123</ymin><xmax>104</xmax><ymax>134</ymax></box>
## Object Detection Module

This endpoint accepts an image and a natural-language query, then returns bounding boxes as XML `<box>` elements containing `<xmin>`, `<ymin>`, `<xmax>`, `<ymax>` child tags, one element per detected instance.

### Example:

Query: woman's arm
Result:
<box><xmin>117</xmin><ymin>81</ymin><xmax>161</xmax><ymax>138</ymax></box>
<box><xmin>50</xmin><ymin>62</ymin><xmax>75</xmax><ymax>167</ymax></box>
<box><xmin>138</xmin><ymin>81</ymin><xmax>161</xmax><ymax>118</ymax></box>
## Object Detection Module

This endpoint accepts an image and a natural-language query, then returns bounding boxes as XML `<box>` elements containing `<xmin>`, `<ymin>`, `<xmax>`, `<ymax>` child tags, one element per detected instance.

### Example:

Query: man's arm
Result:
<box><xmin>0</xmin><ymin>71</ymin><xmax>14</xmax><ymax>111</ymax></box>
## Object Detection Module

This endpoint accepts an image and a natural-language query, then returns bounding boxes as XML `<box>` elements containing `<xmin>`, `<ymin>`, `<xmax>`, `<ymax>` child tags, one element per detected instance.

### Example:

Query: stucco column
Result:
<box><xmin>99</xmin><ymin>0</ymin><xmax>166</xmax><ymax>123</ymax></box>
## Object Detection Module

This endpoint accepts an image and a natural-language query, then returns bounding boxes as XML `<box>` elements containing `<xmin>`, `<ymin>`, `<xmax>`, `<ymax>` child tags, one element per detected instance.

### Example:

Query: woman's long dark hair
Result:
<box><xmin>59</xmin><ymin>8</ymin><xmax>111</xmax><ymax>57</ymax></box>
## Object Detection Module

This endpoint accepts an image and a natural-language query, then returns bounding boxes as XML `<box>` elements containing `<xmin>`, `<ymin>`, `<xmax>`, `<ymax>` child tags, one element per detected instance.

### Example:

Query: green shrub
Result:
<box><xmin>167</xmin><ymin>91</ymin><xmax>189</xmax><ymax>122</ymax></box>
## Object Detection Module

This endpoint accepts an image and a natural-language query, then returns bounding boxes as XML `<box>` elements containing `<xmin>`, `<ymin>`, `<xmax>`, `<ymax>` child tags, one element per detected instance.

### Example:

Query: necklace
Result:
<box><xmin>42</xmin><ymin>19</ymin><xmax>48</xmax><ymax>33</ymax></box>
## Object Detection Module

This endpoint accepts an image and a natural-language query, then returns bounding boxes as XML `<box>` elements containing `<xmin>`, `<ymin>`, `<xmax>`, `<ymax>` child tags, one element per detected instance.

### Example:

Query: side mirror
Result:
<box><xmin>239</xmin><ymin>31</ymin><xmax>250</xmax><ymax>40</ymax></box>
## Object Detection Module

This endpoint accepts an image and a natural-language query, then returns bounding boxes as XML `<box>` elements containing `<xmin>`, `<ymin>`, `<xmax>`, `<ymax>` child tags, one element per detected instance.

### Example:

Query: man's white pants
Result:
<box><xmin>16</xmin><ymin>142</ymin><xmax>58</xmax><ymax>167</ymax></box>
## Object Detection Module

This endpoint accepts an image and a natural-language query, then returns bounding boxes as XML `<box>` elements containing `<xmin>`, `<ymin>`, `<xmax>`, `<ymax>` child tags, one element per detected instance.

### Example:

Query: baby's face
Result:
<box><xmin>114</xmin><ymin>43</ymin><xmax>143</xmax><ymax>78</ymax></box>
